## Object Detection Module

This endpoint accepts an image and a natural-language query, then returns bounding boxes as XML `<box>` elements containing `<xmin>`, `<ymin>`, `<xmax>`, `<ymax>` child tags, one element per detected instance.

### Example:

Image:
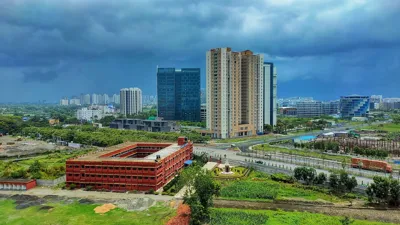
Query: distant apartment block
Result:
<box><xmin>120</xmin><ymin>88</ymin><xmax>142</xmax><ymax>116</ymax></box>
<box><xmin>69</xmin><ymin>97</ymin><xmax>81</xmax><ymax>105</ymax></box>
<box><xmin>279</xmin><ymin>107</ymin><xmax>297</xmax><ymax>116</ymax></box>
<box><xmin>109</xmin><ymin>118</ymin><xmax>180</xmax><ymax>132</ymax></box>
<box><xmin>60</xmin><ymin>97</ymin><xmax>69</xmax><ymax>106</ymax></box>
<box><xmin>157</xmin><ymin>68</ymin><xmax>200</xmax><ymax>122</ymax></box>
<box><xmin>322</xmin><ymin>101</ymin><xmax>340</xmax><ymax>115</ymax></box>
<box><xmin>381</xmin><ymin>101</ymin><xmax>400</xmax><ymax>110</ymax></box>
<box><xmin>340</xmin><ymin>96</ymin><xmax>370</xmax><ymax>118</ymax></box>
<box><xmin>296</xmin><ymin>101</ymin><xmax>323</xmax><ymax>118</ymax></box>
<box><xmin>206</xmin><ymin>47</ymin><xmax>265</xmax><ymax>138</ymax></box>
<box><xmin>370</xmin><ymin>95</ymin><xmax>383</xmax><ymax>103</ymax></box>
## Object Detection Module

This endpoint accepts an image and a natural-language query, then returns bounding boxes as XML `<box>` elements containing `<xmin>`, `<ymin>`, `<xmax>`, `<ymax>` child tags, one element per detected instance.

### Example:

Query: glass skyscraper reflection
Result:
<box><xmin>157</xmin><ymin>68</ymin><xmax>200</xmax><ymax>122</ymax></box>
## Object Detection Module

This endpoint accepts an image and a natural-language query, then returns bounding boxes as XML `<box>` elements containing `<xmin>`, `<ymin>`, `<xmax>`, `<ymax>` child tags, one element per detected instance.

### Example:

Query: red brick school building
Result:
<box><xmin>66</xmin><ymin>137</ymin><xmax>193</xmax><ymax>192</ymax></box>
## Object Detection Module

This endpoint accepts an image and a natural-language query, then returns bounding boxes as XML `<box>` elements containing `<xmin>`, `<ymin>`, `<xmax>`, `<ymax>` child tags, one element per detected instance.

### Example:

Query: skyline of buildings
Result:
<box><xmin>157</xmin><ymin>68</ymin><xmax>201</xmax><ymax>122</ymax></box>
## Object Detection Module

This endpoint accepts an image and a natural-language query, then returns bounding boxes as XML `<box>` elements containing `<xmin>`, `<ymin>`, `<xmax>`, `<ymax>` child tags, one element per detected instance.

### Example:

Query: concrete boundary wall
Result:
<box><xmin>36</xmin><ymin>175</ymin><xmax>65</xmax><ymax>187</ymax></box>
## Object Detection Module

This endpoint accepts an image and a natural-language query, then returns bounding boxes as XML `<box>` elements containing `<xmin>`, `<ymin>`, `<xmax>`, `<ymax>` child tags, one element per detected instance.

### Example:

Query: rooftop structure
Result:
<box><xmin>66</xmin><ymin>137</ymin><xmax>193</xmax><ymax>192</ymax></box>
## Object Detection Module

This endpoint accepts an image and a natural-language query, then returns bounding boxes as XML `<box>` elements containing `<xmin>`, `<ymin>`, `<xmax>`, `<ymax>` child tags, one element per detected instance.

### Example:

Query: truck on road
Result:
<box><xmin>351</xmin><ymin>158</ymin><xmax>392</xmax><ymax>173</ymax></box>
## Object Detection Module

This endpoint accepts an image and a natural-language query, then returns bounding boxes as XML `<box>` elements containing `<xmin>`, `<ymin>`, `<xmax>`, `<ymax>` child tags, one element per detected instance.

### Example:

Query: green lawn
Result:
<box><xmin>253</xmin><ymin>144</ymin><xmax>351</xmax><ymax>162</ymax></box>
<box><xmin>0</xmin><ymin>200</ymin><xmax>175</xmax><ymax>225</ymax></box>
<box><xmin>364</xmin><ymin>123</ymin><xmax>400</xmax><ymax>132</ymax></box>
<box><xmin>218</xmin><ymin>172</ymin><xmax>343</xmax><ymax>203</ymax></box>
<box><xmin>210</xmin><ymin>208</ymin><xmax>396</xmax><ymax>225</ymax></box>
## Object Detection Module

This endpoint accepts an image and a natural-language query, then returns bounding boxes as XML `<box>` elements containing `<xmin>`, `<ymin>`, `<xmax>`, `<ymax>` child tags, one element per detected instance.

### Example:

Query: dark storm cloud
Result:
<box><xmin>0</xmin><ymin>0</ymin><xmax>399</xmax><ymax>102</ymax></box>
<box><xmin>22</xmin><ymin>70</ymin><xmax>59</xmax><ymax>83</ymax></box>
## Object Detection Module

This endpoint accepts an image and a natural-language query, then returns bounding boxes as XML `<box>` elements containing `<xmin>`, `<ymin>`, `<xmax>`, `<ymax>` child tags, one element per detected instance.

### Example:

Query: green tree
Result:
<box><xmin>294</xmin><ymin>167</ymin><xmax>317</xmax><ymax>185</ymax></box>
<box><xmin>315</xmin><ymin>172</ymin><xmax>327</xmax><ymax>185</ymax></box>
<box><xmin>263</xmin><ymin>124</ymin><xmax>273</xmax><ymax>133</ymax></box>
<box><xmin>183</xmin><ymin>166</ymin><xmax>220</xmax><ymax>225</ymax></box>
<box><xmin>330</xmin><ymin>171</ymin><xmax>357</xmax><ymax>194</ymax></box>
<box><xmin>367</xmin><ymin>176</ymin><xmax>400</xmax><ymax>206</ymax></box>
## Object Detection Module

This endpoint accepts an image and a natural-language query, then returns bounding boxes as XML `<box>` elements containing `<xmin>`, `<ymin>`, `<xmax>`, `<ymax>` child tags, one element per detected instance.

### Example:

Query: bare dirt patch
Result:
<box><xmin>94</xmin><ymin>203</ymin><xmax>117</xmax><ymax>214</ymax></box>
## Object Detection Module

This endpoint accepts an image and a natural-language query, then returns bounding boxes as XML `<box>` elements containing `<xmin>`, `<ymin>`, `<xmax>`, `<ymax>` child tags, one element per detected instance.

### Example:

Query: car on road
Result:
<box><xmin>255</xmin><ymin>160</ymin><xmax>263</xmax><ymax>164</ymax></box>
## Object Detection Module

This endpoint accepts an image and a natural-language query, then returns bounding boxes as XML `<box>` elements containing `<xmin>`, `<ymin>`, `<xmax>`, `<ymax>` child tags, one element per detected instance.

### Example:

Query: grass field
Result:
<box><xmin>209</xmin><ymin>208</ymin><xmax>396</xmax><ymax>225</ymax></box>
<box><xmin>218</xmin><ymin>171</ymin><xmax>343</xmax><ymax>203</ymax></box>
<box><xmin>364</xmin><ymin>123</ymin><xmax>400</xmax><ymax>132</ymax></box>
<box><xmin>253</xmin><ymin>144</ymin><xmax>351</xmax><ymax>162</ymax></box>
<box><xmin>0</xmin><ymin>200</ymin><xmax>175</xmax><ymax>225</ymax></box>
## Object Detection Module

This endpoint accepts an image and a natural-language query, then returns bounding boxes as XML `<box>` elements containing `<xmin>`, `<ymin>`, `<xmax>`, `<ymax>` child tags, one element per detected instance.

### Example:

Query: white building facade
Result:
<box><xmin>76</xmin><ymin>108</ymin><xmax>104</xmax><ymax>121</ymax></box>
<box><xmin>120</xmin><ymin>88</ymin><xmax>142</xmax><ymax>116</ymax></box>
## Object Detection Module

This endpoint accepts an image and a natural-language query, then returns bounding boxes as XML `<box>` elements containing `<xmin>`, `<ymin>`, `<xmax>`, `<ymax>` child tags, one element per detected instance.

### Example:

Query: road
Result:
<box><xmin>194</xmin><ymin>146</ymin><xmax>375</xmax><ymax>186</ymax></box>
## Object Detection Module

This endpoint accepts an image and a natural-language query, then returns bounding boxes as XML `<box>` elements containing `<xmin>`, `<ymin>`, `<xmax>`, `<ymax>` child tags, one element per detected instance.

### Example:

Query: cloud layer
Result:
<box><xmin>0</xmin><ymin>0</ymin><xmax>399</xmax><ymax>102</ymax></box>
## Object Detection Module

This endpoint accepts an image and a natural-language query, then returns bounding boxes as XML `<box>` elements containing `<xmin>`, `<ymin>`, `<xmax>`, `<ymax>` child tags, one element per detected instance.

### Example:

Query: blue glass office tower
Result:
<box><xmin>340</xmin><ymin>96</ymin><xmax>370</xmax><ymax>118</ymax></box>
<box><xmin>157</xmin><ymin>68</ymin><xmax>201</xmax><ymax>122</ymax></box>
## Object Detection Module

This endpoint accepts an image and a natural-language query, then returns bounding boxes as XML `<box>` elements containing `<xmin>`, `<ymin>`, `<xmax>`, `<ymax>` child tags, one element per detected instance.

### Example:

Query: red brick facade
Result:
<box><xmin>66</xmin><ymin>137</ymin><xmax>193</xmax><ymax>192</ymax></box>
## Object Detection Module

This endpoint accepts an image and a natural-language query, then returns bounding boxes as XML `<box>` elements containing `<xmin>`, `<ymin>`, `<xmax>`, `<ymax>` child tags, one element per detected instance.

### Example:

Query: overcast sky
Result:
<box><xmin>0</xmin><ymin>0</ymin><xmax>399</xmax><ymax>103</ymax></box>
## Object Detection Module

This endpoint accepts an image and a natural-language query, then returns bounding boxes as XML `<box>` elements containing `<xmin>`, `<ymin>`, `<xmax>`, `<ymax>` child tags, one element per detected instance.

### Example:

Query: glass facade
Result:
<box><xmin>340</xmin><ymin>96</ymin><xmax>370</xmax><ymax>118</ymax></box>
<box><xmin>157</xmin><ymin>68</ymin><xmax>200</xmax><ymax>122</ymax></box>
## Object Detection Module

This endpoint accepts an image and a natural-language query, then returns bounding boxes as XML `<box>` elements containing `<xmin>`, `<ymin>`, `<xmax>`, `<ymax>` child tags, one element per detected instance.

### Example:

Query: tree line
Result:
<box><xmin>22</xmin><ymin>126</ymin><xmax>210</xmax><ymax>146</ymax></box>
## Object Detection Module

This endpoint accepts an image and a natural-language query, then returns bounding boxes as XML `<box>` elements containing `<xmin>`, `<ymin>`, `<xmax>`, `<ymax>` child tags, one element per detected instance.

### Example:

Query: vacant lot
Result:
<box><xmin>0</xmin><ymin>136</ymin><xmax>63</xmax><ymax>157</ymax></box>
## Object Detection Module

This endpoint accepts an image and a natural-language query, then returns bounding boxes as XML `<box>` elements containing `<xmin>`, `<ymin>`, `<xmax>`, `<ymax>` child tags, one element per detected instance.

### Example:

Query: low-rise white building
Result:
<box><xmin>76</xmin><ymin>108</ymin><xmax>104</xmax><ymax>121</ymax></box>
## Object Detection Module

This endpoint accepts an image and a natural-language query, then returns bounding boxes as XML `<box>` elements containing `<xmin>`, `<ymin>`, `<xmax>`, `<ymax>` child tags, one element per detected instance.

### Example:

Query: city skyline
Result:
<box><xmin>1</xmin><ymin>1</ymin><xmax>399</xmax><ymax>103</ymax></box>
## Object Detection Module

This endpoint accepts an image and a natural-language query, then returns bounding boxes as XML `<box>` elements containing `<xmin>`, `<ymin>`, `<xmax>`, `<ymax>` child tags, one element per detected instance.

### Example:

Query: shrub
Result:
<box><xmin>315</xmin><ymin>173</ymin><xmax>327</xmax><ymax>185</ymax></box>
<box><xmin>85</xmin><ymin>185</ymin><xmax>93</xmax><ymax>191</ymax></box>
<box><xmin>69</xmin><ymin>183</ymin><xmax>76</xmax><ymax>190</ymax></box>
<box><xmin>271</xmin><ymin>173</ymin><xmax>295</xmax><ymax>184</ymax></box>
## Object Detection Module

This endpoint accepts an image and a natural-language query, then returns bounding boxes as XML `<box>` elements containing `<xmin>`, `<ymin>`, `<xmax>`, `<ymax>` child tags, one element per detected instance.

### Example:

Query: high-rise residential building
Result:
<box><xmin>83</xmin><ymin>94</ymin><xmax>91</xmax><ymax>105</ymax></box>
<box><xmin>263</xmin><ymin>62</ymin><xmax>277</xmax><ymax>126</ymax></box>
<box><xmin>296</xmin><ymin>101</ymin><xmax>323</xmax><ymax>118</ymax></box>
<box><xmin>370</xmin><ymin>95</ymin><xmax>383</xmax><ymax>103</ymax></box>
<box><xmin>103</xmin><ymin>94</ymin><xmax>110</xmax><ymax>104</ymax></box>
<box><xmin>112</xmin><ymin>94</ymin><xmax>120</xmax><ymax>104</ymax></box>
<box><xmin>120</xmin><ymin>88</ymin><xmax>142</xmax><ymax>116</ymax></box>
<box><xmin>157</xmin><ymin>68</ymin><xmax>201</xmax><ymax>122</ymax></box>
<box><xmin>91</xmin><ymin>94</ymin><xmax>99</xmax><ymax>105</ymax></box>
<box><xmin>340</xmin><ymin>96</ymin><xmax>370</xmax><ymax>118</ymax></box>
<box><xmin>206</xmin><ymin>47</ymin><xmax>264</xmax><ymax>138</ymax></box>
